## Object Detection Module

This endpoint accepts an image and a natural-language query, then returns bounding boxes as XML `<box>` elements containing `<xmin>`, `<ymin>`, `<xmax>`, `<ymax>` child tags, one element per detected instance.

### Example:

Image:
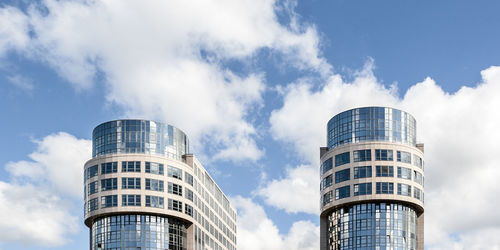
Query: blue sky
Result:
<box><xmin>1</xmin><ymin>0</ymin><xmax>500</xmax><ymax>249</ymax></box>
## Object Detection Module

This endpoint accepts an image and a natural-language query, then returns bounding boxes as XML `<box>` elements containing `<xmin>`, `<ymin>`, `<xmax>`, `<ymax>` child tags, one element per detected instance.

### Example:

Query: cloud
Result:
<box><xmin>256</xmin><ymin>164</ymin><xmax>319</xmax><ymax>214</ymax></box>
<box><xmin>265</xmin><ymin>62</ymin><xmax>500</xmax><ymax>248</ymax></box>
<box><xmin>0</xmin><ymin>0</ymin><xmax>329</xmax><ymax>162</ymax></box>
<box><xmin>232</xmin><ymin>196</ymin><xmax>319</xmax><ymax>250</ymax></box>
<box><xmin>1</xmin><ymin>132</ymin><xmax>91</xmax><ymax>246</ymax></box>
<box><xmin>0</xmin><ymin>6</ymin><xmax>30</xmax><ymax>56</ymax></box>
<box><xmin>6</xmin><ymin>74</ymin><xmax>35</xmax><ymax>92</ymax></box>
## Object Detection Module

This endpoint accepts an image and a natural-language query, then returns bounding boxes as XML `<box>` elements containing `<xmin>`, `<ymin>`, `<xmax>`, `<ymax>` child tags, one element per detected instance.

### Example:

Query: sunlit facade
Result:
<box><xmin>320</xmin><ymin>107</ymin><xmax>424</xmax><ymax>250</ymax></box>
<box><xmin>84</xmin><ymin>120</ymin><xmax>237</xmax><ymax>250</ymax></box>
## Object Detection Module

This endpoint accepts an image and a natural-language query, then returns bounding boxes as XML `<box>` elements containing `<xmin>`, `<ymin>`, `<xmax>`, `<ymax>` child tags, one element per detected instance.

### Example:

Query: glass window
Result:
<box><xmin>335</xmin><ymin>185</ymin><xmax>350</xmax><ymax>200</ymax></box>
<box><xmin>185</xmin><ymin>204</ymin><xmax>193</xmax><ymax>217</ymax></box>
<box><xmin>87</xmin><ymin>165</ymin><xmax>98</xmax><ymax>179</ymax></box>
<box><xmin>101</xmin><ymin>178</ymin><xmax>117</xmax><ymax>191</ymax></box>
<box><xmin>375</xmin><ymin>149</ymin><xmax>393</xmax><ymax>161</ymax></box>
<box><xmin>323</xmin><ymin>191</ymin><xmax>332</xmax><ymax>206</ymax></box>
<box><xmin>168</xmin><ymin>199</ymin><xmax>183</xmax><ymax>212</ymax></box>
<box><xmin>413</xmin><ymin>155</ymin><xmax>423</xmax><ymax>168</ymax></box>
<box><xmin>397</xmin><ymin>167</ymin><xmax>412</xmax><ymax>180</ymax></box>
<box><xmin>122</xmin><ymin>161</ymin><xmax>140</xmax><ymax>172</ymax></box>
<box><xmin>88</xmin><ymin>198</ymin><xmax>99</xmax><ymax>212</ymax></box>
<box><xmin>376</xmin><ymin>166</ymin><xmax>394</xmax><ymax>177</ymax></box>
<box><xmin>185</xmin><ymin>172</ymin><xmax>194</xmax><ymax>186</ymax></box>
<box><xmin>397</xmin><ymin>151</ymin><xmax>411</xmax><ymax>163</ymax></box>
<box><xmin>122</xmin><ymin>194</ymin><xmax>141</xmax><ymax>206</ymax></box>
<box><xmin>414</xmin><ymin>187</ymin><xmax>422</xmax><ymax>201</ymax></box>
<box><xmin>414</xmin><ymin>171</ymin><xmax>423</xmax><ymax>185</ymax></box>
<box><xmin>101</xmin><ymin>162</ymin><xmax>117</xmax><ymax>174</ymax></box>
<box><xmin>353</xmin><ymin>150</ymin><xmax>371</xmax><ymax>162</ymax></box>
<box><xmin>335</xmin><ymin>152</ymin><xmax>350</xmax><ymax>167</ymax></box>
<box><xmin>185</xmin><ymin>188</ymin><xmax>194</xmax><ymax>201</ymax></box>
<box><xmin>88</xmin><ymin>181</ymin><xmax>98</xmax><ymax>195</ymax></box>
<box><xmin>145</xmin><ymin>162</ymin><xmax>164</xmax><ymax>175</ymax></box>
<box><xmin>168</xmin><ymin>166</ymin><xmax>182</xmax><ymax>180</ymax></box>
<box><xmin>145</xmin><ymin>178</ymin><xmax>164</xmax><ymax>192</ymax></box>
<box><xmin>376</xmin><ymin>182</ymin><xmax>394</xmax><ymax>194</ymax></box>
<box><xmin>397</xmin><ymin>183</ymin><xmax>411</xmax><ymax>197</ymax></box>
<box><xmin>321</xmin><ymin>175</ymin><xmax>333</xmax><ymax>190</ymax></box>
<box><xmin>335</xmin><ymin>169</ymin><xmax>350</xmax><ymax>184</ymax></box>
<box><xmin>122</xmin><ymin>177</ymin><xmax>141</xmax><ymax>189</ymax></box>
<box><xmin>354</xmin><ymin>183</ymin><xmax>372</xmax><ymax>196</ymax></box>
<box><xmin>145</xmin><ymin>195</ymin><xmax>164</xmax><ymax>208</ymax></box>
<box><xmin>322</xmin><ymin>158</ymin><xmax>333</xmax><ymax>174</ymax></box>
<box><xmin>168</xmin><ymin>182</ymin><xmax>183</xmax><ymax>196</ymax></box>
<box><xmin>101</xmin><ymin>195</ymin><xmax>118</xmax><ymax>208</ymax></box>
<box><xmin>354</xmin><ymin>166</ymin><xmax>372</xmax><ymax>179</ymax></box>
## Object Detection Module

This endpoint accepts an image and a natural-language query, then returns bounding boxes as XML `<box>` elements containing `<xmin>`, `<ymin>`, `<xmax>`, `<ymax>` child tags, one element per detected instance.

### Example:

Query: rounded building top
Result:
<box><xmin>327</xmin><ymin>107</ymin><xmax>416</xmax><ymax>149</ymax></box>
<box><xmin>92</xmin><ymin>119</ymin><xmax>189</xmax><ymax>160</ymax></box>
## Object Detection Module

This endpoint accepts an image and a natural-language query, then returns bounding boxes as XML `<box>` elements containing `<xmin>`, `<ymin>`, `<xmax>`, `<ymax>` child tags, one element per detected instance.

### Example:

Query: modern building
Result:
<box><xmin>320</xmin><ymin>107</ymin><xmax>424</xmax><ymax>250</ymax></box>
<box><xmin>84</xmin><ymin>120</ymin><xmax>237</xmax><ymax>250</ymax></box>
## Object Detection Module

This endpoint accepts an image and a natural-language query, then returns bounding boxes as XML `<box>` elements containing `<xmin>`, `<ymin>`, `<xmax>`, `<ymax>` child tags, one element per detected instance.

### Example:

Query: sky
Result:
<box><xmin>1</xmin><ymin>0</ymin><xmax>500</xmax><ymax>249</ymax></box>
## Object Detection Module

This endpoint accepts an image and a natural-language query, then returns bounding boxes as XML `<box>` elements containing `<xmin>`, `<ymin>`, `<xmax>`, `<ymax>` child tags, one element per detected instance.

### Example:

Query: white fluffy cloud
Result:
<box><xmin>0</xmin><ymin>0</ymin><xmax>329</xmax><ymax>162</ymax></box>
<box><xmin>1</xmin><ymin>132</ymin><xmax>91</xmax><ymax>246</ymax></box>
<box><xmin>232</xmin><ymin>196</ymin><xmax>319</xmax><ymax>250</ymax></box>
<box><xmin>265</xmin><ymin>63</ymin><xmax>500</xmax><ymax>248</ymax></box>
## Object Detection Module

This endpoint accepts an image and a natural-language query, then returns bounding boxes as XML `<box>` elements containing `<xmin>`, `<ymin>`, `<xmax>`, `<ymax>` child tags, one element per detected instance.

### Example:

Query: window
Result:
<box><xmin>413</xmin><ymin>155</ymin><xmax>423</xmax><ymax>168</ymax></box>
<box><xmin>376</xmin><ymin>166</ymin><xmax>394</xmax><ymax>177</ymax></box>
<box><xmin>101</xmin><ymin>178</ymin><xmax>117</xmax><ymax>191</ymax></box>
<box><xmin>87</xmin><ymin>165</ymin><xmax>98</xmax><ymax>179</ymax></box>
<box><xmin>185</xmin><ymin>204</ymin><xmax>193</xmax><ymax>217</ymax></box>
<box><xmin>185</xmin><ymin>188</ymin><xmax>194</xmax><ymax>201</ymax></box>
<box><xmin>375</xmin><ymin>149</ymin><xmax>393</xmax><ymax>161</ymax></box>
<box><xmin>145</xmin><ymin>195</ymin><xmax>164</xmax><ymax>208</ymax></box>
<box><xmin>354</xmin><ymin>166</ymin><xmax>372</xmax><ymax>179</ymax></box>
<box><xmin>397</xmin><ymin>151</ymin><xmax>411</xmax><ymax>163</ymax></box>
<box><xmin>376</xmin><ymin>182</ymin><xmax>394</xmax><ymax>194</ymax></box>
<box><xmin>145</xmin><ymin>178</ymin><xmax>164</xmax><ymax>192</ymax></box>
<box><xmin>185</xmin><ymin>172</ymin><xmax>194</xmax><ymax>186</ymax></box>
<box><xmin>335</xmin><ymin>169</ymin><xmax>350</xmax><ymax>183</ymax></box>
<box><xmin>88</xmin><ymin>181</ymin><xmax>98</xmax><ymax>195</ymax></box>
<box><xmin>354</xmin><ymin>183</ymin><xmax>371</xmax><ymax>196</ymax></box>
<box><xmin>398</xmin><ymin>183</ymin><xmax>411</xmax><ymax>197</ymax></box>
<box><xmin>168</xmin><ymin>199</ymin><xmax>183</xmax><ymax>212</ymax></box>
<box><xmin>414</xmin><ymin>171</ymin><xmax>423</xmax><ymax>185</ymax></box>
<box><xmin>122</xmin><ymin>177</ymin><xmax>141</xmax><ymax>189</ymax></box>
<box><xmin>167</xmin><ymin>166</ymin><xmax>182</xmax><ymax>180</ymax></box>
<box><xmin>122</xmin><ymin>161</ymin><xmax>140</xmax><ymax>172</ymax></box>
<box><xmin>168</xmin><ymin>182</ymin><xmax>183</xmax><ymax>196</ymax></box>
<box><xmin>335</xmin><ymin>186</ymin><xmax>350</xmax><ymax>200</ymax></box>
<box><xmin>101</xmin><ymin>195</ymin><xmax>118</xmax><ymax>208</ymax></box>
<box><xmin>353</xmin><ymin>150</ymin><xmax>371</xmax><ymax>162</ymax></box>
<box><xmin>145</xmin><ymin>162</ymin><xmax>164</xmax><ymax>175</ymax></box>
<box><xmin>397</xmin><ymin>167</ymin><xmax>412</xmax><ymax>180</ymax></box>
<box><xmin>322</xmin><ymin>191</ymin><xmax>332</xmax><ymax>206</ymax></box>
<box><xmin>321</xmin><ymin>175</ymin><xmax>333</xmax><ymax>190</ymax></box>
<box><xmin>322</xmin><ymin>158</ymin><xmax>333</xmax><ymax>174</ymax></box>
<box><xmin>101</xmin><ymin>162</ymin><xmax>117</xmax><ymax>174</ymax></box>
<box><xmin>88</xmin><ymin>198</ymin><xmax>99</xmax><ymax>212</ymax></box>
<box><xmin>335</xmin><ymin>152</ymin><xmax>350</xmax><ymax>167</ymax></box>
<box><xmin>122</xmin><ymin>194</ymin><xmax>141</xmax><ymax>206</ymax></box>
<box><xmin>414</xmin><ymin>187</ymin><xmax>422</xmax><ymax>201</ymax></box>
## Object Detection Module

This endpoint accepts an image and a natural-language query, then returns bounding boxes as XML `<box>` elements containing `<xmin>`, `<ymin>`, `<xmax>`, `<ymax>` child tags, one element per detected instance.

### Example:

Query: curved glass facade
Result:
<box><xmin>93</xmin><ymin>120</ymin><xmax>189</xmax><ymax>160</ymax></box>
<box><xmin>327</xmin><ymin>107</ymin><xmax>416</xmax><ymax>149</ymax></box>
<box><xmin>91</xmin><ymin>214</ymin><xmax>187</xmax><ymax>250</ymax></box>
<box><xmin>328</xmin><ymin>203</ymin><xmax>417</xmax><ymax>250</ymax></box>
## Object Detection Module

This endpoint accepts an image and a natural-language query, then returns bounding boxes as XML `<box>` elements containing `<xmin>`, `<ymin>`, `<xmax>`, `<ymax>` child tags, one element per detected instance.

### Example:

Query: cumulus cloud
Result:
<box><xmin>265</xmin><ymin>63</ymin><xmax>500</xmax><ymax>248</ymax></box>
<box><xmin>0</xmin><ymin>0</ymin><xmax>329</xmax><ymax>162</ymax></box>
<box><xmin>1</xmin><ymin>132</ymin><xmax>91</xmax><ymax>246</ymax></box>
<box><xmin>232</xmin><ymin>196</ymin><xmax>319</xmax><ymax>250</ymax></box>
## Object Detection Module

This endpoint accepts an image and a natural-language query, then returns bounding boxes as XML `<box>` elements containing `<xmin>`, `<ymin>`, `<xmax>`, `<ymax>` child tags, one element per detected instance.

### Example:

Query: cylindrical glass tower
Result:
<box><xmin>320</xmin><ymin>107</ymin><xmax>424</xmax><ymax>250</ymax></box>
<box><xmin>84</xmin><ymin>120</ymin><xmax>237</xmax><ymax>250</ymax></box>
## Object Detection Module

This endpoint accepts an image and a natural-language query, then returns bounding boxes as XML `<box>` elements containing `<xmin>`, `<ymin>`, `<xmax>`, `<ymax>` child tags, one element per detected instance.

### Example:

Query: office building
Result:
<box><xmin>320</xmin><ymin>107</ymin><xmax>424</xmax><ymax>250</ymax></box>
<box><xmin>84</xmin><ymin>120</ymin><xmax>237</xmax><ymax>250</ymax></box>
